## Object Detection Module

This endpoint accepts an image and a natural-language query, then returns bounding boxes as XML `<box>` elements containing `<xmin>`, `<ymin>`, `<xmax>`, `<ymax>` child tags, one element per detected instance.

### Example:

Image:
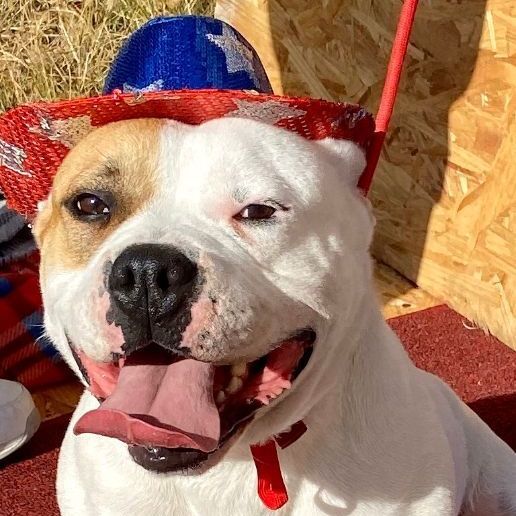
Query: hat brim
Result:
<box><xmin>0</xmin><ymin>89</ymin><xmax>374</xmax><ymax>217</ymax></box>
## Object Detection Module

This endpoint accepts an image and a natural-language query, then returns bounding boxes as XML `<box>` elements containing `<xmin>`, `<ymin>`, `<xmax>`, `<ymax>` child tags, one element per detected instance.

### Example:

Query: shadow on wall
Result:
<box><xmin>254</xmin><ymin>0</ymin><xmax>487</xmax><ymax>298</ymax></box>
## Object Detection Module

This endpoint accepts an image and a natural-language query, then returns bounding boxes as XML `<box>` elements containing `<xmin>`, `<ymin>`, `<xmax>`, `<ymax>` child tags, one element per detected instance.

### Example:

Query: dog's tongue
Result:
<box><xmin>74</xmin><ymin>359</ymin><xmax>220</xmax><ymax>453</ymax></box>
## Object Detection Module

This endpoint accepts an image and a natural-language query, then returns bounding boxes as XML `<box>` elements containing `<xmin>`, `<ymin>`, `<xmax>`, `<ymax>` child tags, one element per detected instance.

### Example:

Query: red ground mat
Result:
<box><xmin>0</xmin><ymin>305</ymin><xmax>515</xmax><ymax>515</ymax></box>
<box><xmin>0</xmin><ymin>414</ymin><xmax>68</xmax><ymax>516</ymax></box>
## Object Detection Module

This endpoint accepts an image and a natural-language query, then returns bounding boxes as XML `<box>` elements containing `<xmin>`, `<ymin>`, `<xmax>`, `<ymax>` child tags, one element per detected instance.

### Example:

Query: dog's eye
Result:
<box><xmin>71</xmin><ymin>193</ymin><xmax>111</xmax><ymax>220</ymax></box>
<box><xmin>236</xmin><ymin>204</ymin><xmax>276</xmax><ymax>221</ymax></box>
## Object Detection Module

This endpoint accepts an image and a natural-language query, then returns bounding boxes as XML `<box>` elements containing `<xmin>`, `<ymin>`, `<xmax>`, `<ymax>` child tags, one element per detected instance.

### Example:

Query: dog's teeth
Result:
<box><xmin>227</xmin><ymin>376</ymin><xmax>243</xmax><ymax>394</ymax></box>
<box><xmin>231</xmin><ymin>361</ymin><xmax>247</xmax><ymax>378</ymax></box>
<box><xmin>216</xmin><ymin>391</ymin><xmax>226</xmax><ymax>404</ymax></box>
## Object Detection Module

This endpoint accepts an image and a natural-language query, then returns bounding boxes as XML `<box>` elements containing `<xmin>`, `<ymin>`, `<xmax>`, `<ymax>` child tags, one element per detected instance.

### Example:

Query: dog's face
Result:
<box><xmin>35</xmin><ymin>117</ymin><xmax>374</xmax><ymax>472</ymax></box>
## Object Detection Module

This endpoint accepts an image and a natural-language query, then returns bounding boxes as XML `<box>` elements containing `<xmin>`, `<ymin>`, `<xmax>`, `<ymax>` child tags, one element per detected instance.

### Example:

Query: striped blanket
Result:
<box><xmin>0</xmin><ymin>198</ymin><xmax>72</xmax><ymax>391</ymax></box>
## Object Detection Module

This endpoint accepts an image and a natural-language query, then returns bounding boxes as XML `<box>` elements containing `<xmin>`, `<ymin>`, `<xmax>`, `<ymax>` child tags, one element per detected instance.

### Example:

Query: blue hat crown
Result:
<box><xmin>104</xmin><ymin>16</ymin><xmax>273</xmax><ymax>95</ymax></box>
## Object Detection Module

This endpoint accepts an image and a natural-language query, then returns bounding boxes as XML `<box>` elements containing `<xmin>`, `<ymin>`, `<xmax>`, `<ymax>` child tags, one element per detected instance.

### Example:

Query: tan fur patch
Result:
<box><xmin>34</xmin><ymin>119</ymin><xmax>165</xmax><ymax>272</ymax></box>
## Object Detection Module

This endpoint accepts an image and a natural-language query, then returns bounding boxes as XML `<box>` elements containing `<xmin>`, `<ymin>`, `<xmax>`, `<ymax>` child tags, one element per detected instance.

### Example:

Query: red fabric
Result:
<box><xmin>0</xmin><ymin>253</ymin><xmax>73</xmax><ymax>391</ymax></box>
<box><xmin>249</xmin><ymin>421</ymin><xmax>307</xmax><ymax>510</ymax></box>
<box><xmin>358</xmin><ymin>0</ymin><xmax>419</xmax><ymax>193</ymax></box>
<box><xmin>2</xmin><ymin>252</ymin><xmax>40</xmax><ymax>275</ymax></box>
<box><xmin>1</xmin><ymin>305</ymin><xmax>515</xmax><ymax>515</ymax></box>
<box><xmin>0</xmin><ymin>91</ymin><xmax>375</xmax><ymax>218</ymax></box>
<box><xmin>251</xmin><ymin>440</ymin><xmax>289</xmax><ymax>510</ymax></box>
<box><xmin>274</xmin><ymin>420</ymin><xmax>307</xmax><ymax>450</ymax></box>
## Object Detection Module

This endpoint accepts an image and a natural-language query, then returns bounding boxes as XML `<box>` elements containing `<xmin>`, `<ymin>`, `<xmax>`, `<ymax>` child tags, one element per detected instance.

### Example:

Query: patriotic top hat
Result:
<box><xmin>0</xmin><ymin>15</ymin><xmax>374</xmax><ymax>218</ymax></box>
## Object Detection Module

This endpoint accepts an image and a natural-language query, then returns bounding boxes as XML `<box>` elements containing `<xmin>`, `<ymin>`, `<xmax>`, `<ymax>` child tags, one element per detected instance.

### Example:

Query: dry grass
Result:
<box><xmin>0</xmin><ymin>0</ymin><xmax>214</xmax><ymax>112</ymax></box>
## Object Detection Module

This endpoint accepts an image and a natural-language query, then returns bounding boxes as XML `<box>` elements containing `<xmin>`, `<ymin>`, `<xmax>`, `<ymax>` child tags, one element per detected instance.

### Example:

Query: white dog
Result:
<box><xmin>34</xmin><ymin>117</ymin><xmax>516</xmax><ymax>515</ymax></box>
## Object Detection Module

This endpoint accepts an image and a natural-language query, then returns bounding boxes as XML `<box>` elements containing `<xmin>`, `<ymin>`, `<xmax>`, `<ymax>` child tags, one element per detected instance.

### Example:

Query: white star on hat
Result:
<box><xmin>0</xmin><ymin>139</ymin><xmax>30</xmax><ymax>177</ymax></box>
<box><xmin>206</xmin><ymin>26</ymin><xmax>259</xmax><ymax>88</ymax></box>
<box><xmin>122</xmin><ymin>79</ymin><xmax>164</xmax><ymax>94</ymax></box>
<box><xmin>29</xmin><ymin>115</ymin><xmax>92</xmax><ymax>149</ymax></box>
<box><xmin>225</xmin><ymin>99</ymin><xmax>306</xmax><ymax>125</ymax></box>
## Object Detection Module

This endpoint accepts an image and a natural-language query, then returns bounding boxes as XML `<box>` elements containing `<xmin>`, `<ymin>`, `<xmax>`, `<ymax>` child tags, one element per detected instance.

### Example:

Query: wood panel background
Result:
<box><xmin>216</xmin><ymin>0</ymin><xmax>516</xmax><ymax>348</ymax></box>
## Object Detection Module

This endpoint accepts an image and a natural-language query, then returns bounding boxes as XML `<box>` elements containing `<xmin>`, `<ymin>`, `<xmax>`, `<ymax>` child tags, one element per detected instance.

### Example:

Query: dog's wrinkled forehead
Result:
<box><xmin>34</xmin><ymin>117</ymin><xmax>367</xmax><ymax>273</ymax></box>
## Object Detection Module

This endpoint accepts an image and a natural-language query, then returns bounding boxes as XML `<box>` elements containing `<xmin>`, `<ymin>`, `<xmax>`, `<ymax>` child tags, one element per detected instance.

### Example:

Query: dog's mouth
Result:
<box><xmin>73</xmin><ymin>329</ymin><xmax>315</xmax><ymax>473</ymax></box>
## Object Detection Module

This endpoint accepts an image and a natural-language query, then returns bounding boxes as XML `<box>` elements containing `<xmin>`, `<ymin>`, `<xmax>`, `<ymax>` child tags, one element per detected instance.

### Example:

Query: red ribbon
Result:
<box><xmin>250</xmin><ymin>421</ymin><xmax>308</xmax><ymax>510</ymax></box>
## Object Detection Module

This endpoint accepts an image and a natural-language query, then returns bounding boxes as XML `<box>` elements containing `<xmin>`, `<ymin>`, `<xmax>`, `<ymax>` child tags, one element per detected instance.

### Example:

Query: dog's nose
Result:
<box><xmin>109</xmin><ymin>244</ymin><xmax>197</xmax><ymax>320</ymax></box>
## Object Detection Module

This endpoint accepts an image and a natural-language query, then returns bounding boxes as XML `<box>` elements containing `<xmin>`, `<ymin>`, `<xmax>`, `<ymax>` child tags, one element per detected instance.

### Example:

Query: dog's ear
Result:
<box><xmin>32</xmin><ymin>196</ymin><xmax>53</xmax><ymax>248</ymax></box>
<box><xmin>317</xmin><ymin>138</ymin><xmax>376</xmax><ymax>227</ymax></box>
<box><xmin>316</xmin><ymin>138</ymin><xmax>367</xmax><ymax>187</ymax></box>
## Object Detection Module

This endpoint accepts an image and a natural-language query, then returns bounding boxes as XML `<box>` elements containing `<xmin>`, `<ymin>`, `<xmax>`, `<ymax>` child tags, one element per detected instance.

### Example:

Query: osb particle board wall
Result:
<box><xmin>215</xmin><ymin>0</ymin><xmax>516</xmax><ymax>348</ymax></box>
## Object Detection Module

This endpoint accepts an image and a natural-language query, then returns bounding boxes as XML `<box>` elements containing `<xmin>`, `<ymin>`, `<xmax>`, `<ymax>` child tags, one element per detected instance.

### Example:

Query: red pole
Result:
<box><xmin>358</xmin><ymin>0</ymin><xmax>419</xmax><ymax>194</ymax></box>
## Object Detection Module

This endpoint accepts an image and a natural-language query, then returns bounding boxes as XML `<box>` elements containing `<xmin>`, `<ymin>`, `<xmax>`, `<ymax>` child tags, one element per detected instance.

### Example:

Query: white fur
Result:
<box><xmin>39</xmin><ymin>118</ymin><xmax>516</xmax><ymax>515</ymax></box>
